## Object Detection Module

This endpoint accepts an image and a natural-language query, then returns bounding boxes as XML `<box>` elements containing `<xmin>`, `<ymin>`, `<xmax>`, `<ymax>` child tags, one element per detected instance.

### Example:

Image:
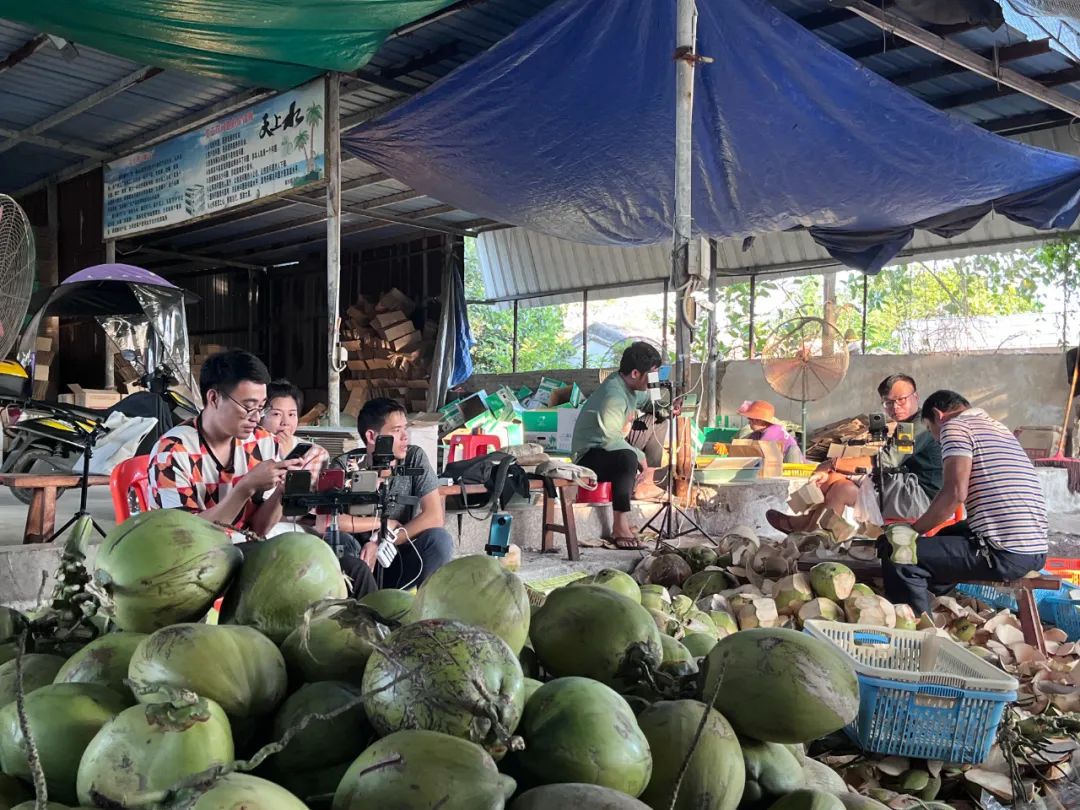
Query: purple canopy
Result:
<box><xmin>62</xmin><ymin>264</ymin><xmax>179</xmax><ymax>288</ymax></box>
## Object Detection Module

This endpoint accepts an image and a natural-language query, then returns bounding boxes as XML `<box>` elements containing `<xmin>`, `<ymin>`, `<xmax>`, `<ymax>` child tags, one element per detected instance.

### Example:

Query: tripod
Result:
<box><xmin>45</xmin><ymin>421</ymin><xmax>108</xmax><ymax>543</ymax></box>
<box><xmin>643</xmin><ymin>406</ymin><xmax>716</xmax><ymax>547</ymax></box>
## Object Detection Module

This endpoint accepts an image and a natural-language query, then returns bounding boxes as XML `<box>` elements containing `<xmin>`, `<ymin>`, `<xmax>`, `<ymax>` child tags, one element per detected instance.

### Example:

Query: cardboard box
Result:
<box><xmin>1015</xmin><ymin>426</ymin><xmax>1063</xmax><ymax>454</ymax></box>
<box><xmin>408</xmin><ymin>413</ymin><xmax>443</xmax><ymax>472</ymax></box>
<box><xmin>66</xmin><ymin>385</ymin><xmax>122</xmax><ymax>409</ymax></box>
<box><xmin>550</xmin><ymin>383</ymin><xmax>583</xmax><ymax>408</ymax></box>
<box><xmin>555</xmin><ymin>408</ymin><xmax>580</xmax><ymax>452</ymax></box>
<box><xmin>729</xmin><ymin>439</ymin><xmax>784</xmax><ymax>479</ymax></box>
<box><xmin>35</xmin><ymin>336</ymin><xmax>53</xmax><ymax>353</ymax></box>
<box><xmin>377</xmin><ymin>288</ymin><xmax>415</xmax><ymax>316</ymax></box>
<box><xmin>33</xmin><ymin>363</ymin><xmax>51</xmax><ymax>382</ymax></box>
<box><xmin>524</xmin><ymin>377</ymin><xmax>565</xmax><ymax>409</ymax></box>
<box><xmin>373</xmin><ymin>310</ymin><xmax>408</xmax><ymax>331</ymax></box>
<box><xmin>344</xmin><ymin>388</ymin><xmax>368</xmax><ymax>418</ymax></box>
<box><xmin>390</xmin><ymin>331</ymin><xmax>422</xmax><ymax>353</ymax></box>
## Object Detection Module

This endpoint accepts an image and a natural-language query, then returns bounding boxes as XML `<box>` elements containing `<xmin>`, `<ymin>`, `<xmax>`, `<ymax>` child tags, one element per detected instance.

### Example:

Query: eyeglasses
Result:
<box><xmin>219</xmin><ymin>390</ymin><xmax>267</xmax><ymax>418</ymax></box>
<box><xmin>882</xmin><ymin>392</ymin><xmax>916</xmax><ymax>410</ymax></box>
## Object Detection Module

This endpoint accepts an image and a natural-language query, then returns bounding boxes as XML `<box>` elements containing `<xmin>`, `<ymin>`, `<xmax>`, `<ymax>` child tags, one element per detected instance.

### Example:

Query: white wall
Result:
<box><xmin>718</xmin><ymin>351</ymin><xmax>1070</xmax><ymax>432</ymax></box>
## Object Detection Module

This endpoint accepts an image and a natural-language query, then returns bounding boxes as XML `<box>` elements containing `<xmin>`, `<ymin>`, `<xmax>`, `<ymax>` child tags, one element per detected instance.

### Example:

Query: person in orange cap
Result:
<box><xmin>737</xmin><ymin>400</ymin><xmax>803</xmax><ymax>463</ymax></box>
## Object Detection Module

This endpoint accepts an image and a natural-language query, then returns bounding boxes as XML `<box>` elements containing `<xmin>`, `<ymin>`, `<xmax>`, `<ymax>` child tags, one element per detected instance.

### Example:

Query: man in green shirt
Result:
<box><xmin>572</xmin><ymin>342</ymin><xmax>662</xmax><ymax>549</ymax></box>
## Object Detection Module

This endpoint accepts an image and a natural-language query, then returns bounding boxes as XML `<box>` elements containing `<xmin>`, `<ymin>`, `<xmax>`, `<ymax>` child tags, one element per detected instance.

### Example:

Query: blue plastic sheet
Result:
<box><xmin>344</xmin><ymin>0</ymin><xmax>1080</xmax><ymax>273</ymax></box>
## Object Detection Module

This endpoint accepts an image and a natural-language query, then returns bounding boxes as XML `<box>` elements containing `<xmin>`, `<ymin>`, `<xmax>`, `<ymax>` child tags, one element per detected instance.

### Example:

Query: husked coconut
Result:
<box><xmin>773</xmin><ymin>574</ymin><xmax>814</xmax><ymax>616</ymax></box>
<box><xmin>844</xmin><ymin>595</ymin><xmax>896</xmax><ymax>628</ymax></box>
<box><xmin>808</xmin><ymin>563</ymin><xmax>856</xmax><ymax>603</ymax></box>
<box><xmin>737</xmin><ymin>597</ymin><xmax>780</xmax><ymax>630</ymax></box>
<box><xmin>893</xmin><ymin>604</ymin><xmax>918</xmax><ymax>631</ymax></box>
<box><xmin>797</xmin><ymin>598</ymin><xmax>844</xmax><ymax>628</ymax></box>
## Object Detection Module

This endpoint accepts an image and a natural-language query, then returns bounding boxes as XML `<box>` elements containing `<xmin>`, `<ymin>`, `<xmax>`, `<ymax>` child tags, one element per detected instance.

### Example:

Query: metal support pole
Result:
<box><xmin>748</xmin><ymin>275</ymin><xmax>756</xmax><ymax>359</ymax></box>
<box><xmin>861</xmin><ymin>274</ymin><xmax>869</xmax><ymax>354</ymax></box>
<box><xmin>103</xmin><ymin>240</ymin><xmax>116</xmax><ymax>389</ymax></box>
<box><xmin>326</xmin><ymin>73</ymin><xmax>342</xmax><ymax>425</ymax></box>
<box><xmin>511</xmin><ymin>299</ymin><xmax>519</xmax><ymax>373</ymax></box>
<box><xmin>673</xmin><ymin>0</ymin><xmax>698</xmax><ymax>394</ymax></box>
<box><xmin>662</xmin><ymin>278</ymin><xmax>670</xmax><ymax>360</ymax></box>
<box><xmin>581</xmin><ymin>289</ymin><xmax>589</xmax><ymax>369</ymax></box>
<box><xmin>704</xmin><ymin>240</ymin><xmax>718</xmax><ymax>426</ymax></box>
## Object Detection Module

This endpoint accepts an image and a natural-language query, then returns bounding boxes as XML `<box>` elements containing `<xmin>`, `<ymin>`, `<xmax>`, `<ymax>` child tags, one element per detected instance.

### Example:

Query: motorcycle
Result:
<box><xmin>0</xmin><ymin>263</ymin><xmax>201</xmax><ymax>504</ymax></box>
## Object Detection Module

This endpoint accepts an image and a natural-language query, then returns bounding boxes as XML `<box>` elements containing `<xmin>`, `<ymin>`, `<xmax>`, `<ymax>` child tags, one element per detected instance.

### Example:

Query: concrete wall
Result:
<box><xmin>470</xmin><ymin>350</ymin><xmax>1070</xmax><ymax>433</ymax></box>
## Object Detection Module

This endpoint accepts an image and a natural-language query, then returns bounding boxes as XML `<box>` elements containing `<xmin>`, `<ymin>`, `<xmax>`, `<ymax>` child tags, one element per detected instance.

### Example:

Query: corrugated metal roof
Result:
<box><xmin>7</xmin><ymin>0</ymin><xmax>1080</xmax><ymax>269</ymax></box>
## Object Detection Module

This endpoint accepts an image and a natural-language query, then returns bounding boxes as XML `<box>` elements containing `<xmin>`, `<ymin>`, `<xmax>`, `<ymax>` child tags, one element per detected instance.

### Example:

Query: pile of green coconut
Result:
<box><xmin>0</xmin><ymin>509</ymin><xmax>917</xmax><ymax>810</ymax></box>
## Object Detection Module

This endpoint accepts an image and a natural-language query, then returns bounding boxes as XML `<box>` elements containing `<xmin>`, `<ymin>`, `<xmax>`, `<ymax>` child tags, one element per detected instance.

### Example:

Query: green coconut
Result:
<box><xmin>358</xmin><ymin>588</ymin><xmax>415</xmax><ymax>622</ymax></box>
<box><xmin>681</xmin><ymin>570</ymin><xmax>734</xmax><ymax>600</ymax></box>
<box><xmin>0</xmin><ymin>683</ymin><xmax>128</xmax><ymax>805</ymax></box>
<box><xmin>407</xmin><ymin>555</ymin><xmax>531</xmax><ymax>653</ymax></box>
<box><xmin>516</xmin><ymin>677</ymin><xmax>652</xmax><ymax>797</ymax></box>
<box><xmin>684</xmin><ymin>546</ymin><xmax>720</xmax><ymax>573</ymax></box>
<box><xmin>128</xmin><ymin>624</ymin><xmax>287</xmax><ymax>719</ymax></box>
<box><xmin>740</xmin><ymin>738</ymin><xmax>806</xmax><ymax>810</ymax></box>
<box><xmin>851</xmin><ymin>583</ymin><xmax>874</xmax><ymax>598</ymax></box>
<box><xmin>773</xmin><ymin>574</ymin><xmax>814</xmax><ymax>616</ymax></box>
<box><xmin>837</xmin><ymin>796</ymin><xmax>889</xmax><ymax>810</ymax></box>
<box><xmin>571</xmin><ymin>569</ymin><xmax>642</xmax><ymax>603</ymax></box>
<box><xmin>802</xmin><ymin>759</ymin><xmax>848</xmax><ymax>795</ymax></box>
<box><xmin>711</xmin><ymin>611</ymin><xmax>739</xmax><ymax>635</ymax></box>
<box><xmin>93</xmin><ymin>509</ymin><xmax>241</xmax><ymax>633</ymax></box>
<box><xmin>682</xmin><ymin>633</ymin><xmax>718</xmax><ymax>657</ymax></box>
<box><xmin>648</xmin><ymin>608</ymin><xmax>681</xmax><ymax>636</ymax></box>
<box><xmin>808</xmin><ymin>563</ymin><xmax>856</xmax><ymax>603</ymax></box>
<box><xmin>511</xmin><ymin>784</ymin><xmax>652</xmax><ymax>809</ymax></box>
<box><xmin>280</xmin><ymin>601</ymin><xmax>387</xmax><ymax>686</ymax></box>
<box><xmin>264</xmin><ymin>680</ymin><xmax>370</xmax><ymax>777</ymax></box>
<box><xmin>684</xmin><ymin>610</ymin><xmax>718</xmax><ymax>637</ymax></box>
<box><xmin>520</xmin><ymin>645</ymin><xmax>542</xmax><ymax>679</ymax></box>
<box><xmin>767</xmin><ymin>790</ymin><xmax>845</xmax><ymax>810</ymax></box>
<box><xmin>177</xmin><ymin>773</ymin><xmax>308</xmax><ymax>809</ymax></box>
<box><xmin>76</xmin><ymin>695</ymin><xmax>234</xmax><ymax>808</ymax></box>
<box><xmin>332</xmin><ymin>729</ymin><xmax>515</xmax><ymax>810</ymax></box>
<box><xmin>0</xmin><ymin>654</ymin><xmax>65</xmax><ymax>706</ymax></box>
<box><xmin>523</xmin><ymin>677</ymin><xmax>544</xmax><ymax>703</ymax></box>
<box><xmin>702</xmin><ymin>628</ymin><xmax>859</xmax><ymax>744</ymax></box>
<box><xmin>636</xmin><ymin>700</ymin><xmax>743</xmax><ymax>810</ymax></box>
<box><xmin>12</xmin><ymin>804</ymin><xmax>94</xmax><ymax>809</ymax></box>
<box><xmin>362</xmin><ymin>619</ymin><xmax>524</xmax><ymax>757</ymax></box>
<box><xmin>639</xmin><ymin>585</ymin><xmax>672</xmax><ymax>614</ymax></box>
<box><xmin>219</xmin><ymin>532</ymin><xmax>347</xmax><ymax>643</ymax></box>
<box><xmin>53</xmin><ymin>632</ymin><xmax>147</xmax><ymax>697</ymax></box>
<box><xmin>530</xmin><ymin>585</ymin><xmax>663</xmax><ymax>687</ymax></box>
<box><xmin>797</xmin><ymin>598</ymin><xmax>844</xmax><ymax>628</ymax></box>
<box><xmin>659</xmin><ymin>635</ymin><xmax>698</xmax><ymax>677</ymax></box>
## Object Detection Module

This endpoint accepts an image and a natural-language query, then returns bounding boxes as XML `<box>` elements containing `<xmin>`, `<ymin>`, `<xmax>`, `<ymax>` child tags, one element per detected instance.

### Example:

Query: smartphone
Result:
<box><xmin>284</xmin><ymin>442</ymin><xmax>313</xmax><ymax>461</ymax></box>
<box><xmin>485</xmin><ymin>512</ymin><xmax>513</xmax><ymax>558</ymax></box>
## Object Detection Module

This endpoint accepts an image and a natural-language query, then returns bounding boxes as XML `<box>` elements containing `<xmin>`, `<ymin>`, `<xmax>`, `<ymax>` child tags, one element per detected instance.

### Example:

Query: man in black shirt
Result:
<box><xmin>337</xmin><ymin>398</ymin><xmax>453</xmax><ymax>588</ymax></box>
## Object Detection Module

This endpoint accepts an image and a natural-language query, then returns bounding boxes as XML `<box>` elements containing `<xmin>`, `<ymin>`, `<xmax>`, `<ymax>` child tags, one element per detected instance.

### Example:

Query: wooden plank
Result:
<box><xmin>0</xmin><ymin>473</ymin><xmax>110</xmax><ymax>488</ymax></box>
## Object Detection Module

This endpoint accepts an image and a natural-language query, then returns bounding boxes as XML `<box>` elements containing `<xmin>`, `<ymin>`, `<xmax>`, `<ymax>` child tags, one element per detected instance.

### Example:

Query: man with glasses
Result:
<box><xmin>149</xmin><ymin>349</ymin><xmax>319</xmax><ymax>538</ymax></box>
<box><xmin>766</xmin><ymin>373</ymin><xmax>942</xmax><ymax>533</ymax></box>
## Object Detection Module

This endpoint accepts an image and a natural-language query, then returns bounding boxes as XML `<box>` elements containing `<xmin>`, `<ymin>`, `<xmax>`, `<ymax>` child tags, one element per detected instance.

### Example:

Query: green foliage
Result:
<box><xmin>465</xmin><ymin>239</ymin><xmax>577</xmax><ymax>374</ymax></box>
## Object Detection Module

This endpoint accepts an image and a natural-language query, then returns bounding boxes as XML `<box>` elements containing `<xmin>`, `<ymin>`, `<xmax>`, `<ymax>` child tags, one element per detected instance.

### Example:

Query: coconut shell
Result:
<box><xmin>773</xmin><ymin>574</ymin><xmax>814</xmax><ymax>616</ymax></box>
<box><xmin>737</xmin><ymin>598</ymin><xmax>780</xmax><ymax>630</ymax></box>
<box><xmin>650</xmin><ymin>554</ymin><xmax>693</xmax><ymax>588</ymax></box>
<box><xmin>809</xmin><ymin>563</ymin><xmax>856</xmax><ymax>603</ymax></box>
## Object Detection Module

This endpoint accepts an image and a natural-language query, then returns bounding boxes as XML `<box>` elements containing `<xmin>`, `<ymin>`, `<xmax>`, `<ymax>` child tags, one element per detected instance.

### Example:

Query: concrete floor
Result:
<box><xmin>0</xmin><ymin>486</ymin><xmax>116</xmax><ymax>546</ymax></box>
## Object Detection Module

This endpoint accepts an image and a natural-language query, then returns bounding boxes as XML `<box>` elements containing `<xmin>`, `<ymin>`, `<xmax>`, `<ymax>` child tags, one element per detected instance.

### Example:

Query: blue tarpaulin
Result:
<box><xmin>344</xmin><ymin>0</ymin><xmax>1080</xmax><ymax>273</ymax></box>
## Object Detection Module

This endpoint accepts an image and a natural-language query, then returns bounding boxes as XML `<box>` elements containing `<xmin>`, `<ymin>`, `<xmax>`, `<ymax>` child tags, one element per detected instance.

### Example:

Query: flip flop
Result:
<box><xmin>612</xmin><ymin>536</ymin><xmax>648</xmax><ymax>551</ymax></box>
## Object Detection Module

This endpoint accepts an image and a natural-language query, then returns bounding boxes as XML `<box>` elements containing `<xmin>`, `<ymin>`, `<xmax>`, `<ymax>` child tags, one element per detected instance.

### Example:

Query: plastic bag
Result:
<box><xmin>880</xmin><ymin>470</ymin><xmax>931</xmax><ymax>521</ymax></box>
<box><xmin>853</xmin><ymin>476</ymin><xmax>884</xmax><ymax>526</ymax></box>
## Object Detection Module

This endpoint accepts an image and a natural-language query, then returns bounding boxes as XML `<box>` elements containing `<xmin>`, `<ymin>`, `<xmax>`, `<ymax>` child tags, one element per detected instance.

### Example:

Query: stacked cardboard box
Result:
<box><xmin>32</xmin><ymin>336</ymin><xmax>53</xmax><ymax>399</ymax></box>
<box><xmin>340</xmin><ymin>288</ymin><xmax>433</xmax><ymax>418</ymax></box>
<box><xmin>190</xmin><ymin>342</ymin><xmax>228</xmax><ymax>387</ymax></box>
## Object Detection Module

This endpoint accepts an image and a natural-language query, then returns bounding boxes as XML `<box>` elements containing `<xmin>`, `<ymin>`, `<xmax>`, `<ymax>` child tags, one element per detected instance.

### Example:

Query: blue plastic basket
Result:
<box><xmin>954</xmin><ymin>571</ymin><xmax>1060</xmax><ymax>613</ymax></box>
<box><xmin>1041</xmin><ymin>591</ymin><xmax>1080</xmax><ymax>641</ymax></box>
<box><xmin>805</xmin><ymin>622</ymin><xmax>1018</xmax><ymax>764</ymax></box>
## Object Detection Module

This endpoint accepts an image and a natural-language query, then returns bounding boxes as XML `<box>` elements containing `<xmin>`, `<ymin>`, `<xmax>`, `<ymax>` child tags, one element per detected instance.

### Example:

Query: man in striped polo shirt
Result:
<box><xmin>880</xmin><ymin>389</ymin><xmax>1048</xmax><ymax>615</ymax></box>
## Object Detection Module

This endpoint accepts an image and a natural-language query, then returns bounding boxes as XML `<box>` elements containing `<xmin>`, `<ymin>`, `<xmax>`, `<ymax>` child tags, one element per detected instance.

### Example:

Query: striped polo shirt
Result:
<box><xmin>940</xmin><ymin>408</ymin><xmax>1048</xmax><ymax>554</ymax></box>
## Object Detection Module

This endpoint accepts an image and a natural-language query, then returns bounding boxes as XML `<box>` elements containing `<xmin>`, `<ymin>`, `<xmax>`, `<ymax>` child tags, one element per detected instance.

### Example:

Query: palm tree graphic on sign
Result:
<box><xmin>304</xmin><ymin>102</ymin><xmax>323</xmax><ymax>176</ymax></box>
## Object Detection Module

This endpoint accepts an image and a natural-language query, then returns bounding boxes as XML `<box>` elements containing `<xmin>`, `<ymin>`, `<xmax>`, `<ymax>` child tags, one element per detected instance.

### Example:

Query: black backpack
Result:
<box><xmin>442</xmin><ymin>452</ymin><xmax>530</xmax><ymax>515</ymax></box>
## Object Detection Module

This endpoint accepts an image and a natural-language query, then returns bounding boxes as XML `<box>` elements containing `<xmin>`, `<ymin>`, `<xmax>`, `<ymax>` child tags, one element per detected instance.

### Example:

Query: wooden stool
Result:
<box><xmin>0</xmin><ymin>473</ymin><xmax>110</xmax><ymax>543</ymax></box>
<box><xmin>963</xmin><ymin>575</ymin><xmax>1060</xmax><ymax>655</ymax></box>
<box><xmin>540</xmin><ymin>479</ymin><xmax>580</xmax><ymax>562</ymax></box>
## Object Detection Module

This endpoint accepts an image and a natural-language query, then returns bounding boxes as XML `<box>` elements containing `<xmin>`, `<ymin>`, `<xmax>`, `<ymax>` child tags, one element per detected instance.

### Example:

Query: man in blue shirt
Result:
<box><xmin>571</xmin><ymin>342</ymin><xmax>662</xmax><ymax>549</ymax></box>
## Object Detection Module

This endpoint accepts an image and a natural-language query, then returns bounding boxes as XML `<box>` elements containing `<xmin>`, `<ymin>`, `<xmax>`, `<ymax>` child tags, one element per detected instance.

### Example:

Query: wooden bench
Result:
<box><xmin>0</xmin><ymin>473</ymin><xmax>110</xmax><ymax>544</ymax></box>
<box><xmin>437</xmin><ymin>478</ymin><xmax>581</xmax><ymax>561</ymax></box>
<box><xmin>797</xmin><ymin>554</ymin><xmax>1061</xmax><ymax>653</ymax></box>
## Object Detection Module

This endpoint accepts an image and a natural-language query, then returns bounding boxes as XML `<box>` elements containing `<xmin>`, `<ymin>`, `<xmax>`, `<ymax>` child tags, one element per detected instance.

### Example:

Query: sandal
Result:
<box><xmin>612</xmin><ymin>536</ymin><xmax>648</xmax><ymax>550</ymax></box>
<box><xmin>765</xmin><ymin>509</ymin><xmax>802</xmax><ymax>534</ymax></box>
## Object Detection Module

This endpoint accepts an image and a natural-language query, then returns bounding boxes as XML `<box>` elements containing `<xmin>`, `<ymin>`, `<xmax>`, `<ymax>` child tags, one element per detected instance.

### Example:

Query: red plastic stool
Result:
<box><xmin>576</xmin><ymin>482</ymin><xmax>612</xmax><ymax>504</ymax></box>
<box><xmin>447</xmin><ymin>433</ymin><xmax>501</xmax><ymax>463</ymax></box>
